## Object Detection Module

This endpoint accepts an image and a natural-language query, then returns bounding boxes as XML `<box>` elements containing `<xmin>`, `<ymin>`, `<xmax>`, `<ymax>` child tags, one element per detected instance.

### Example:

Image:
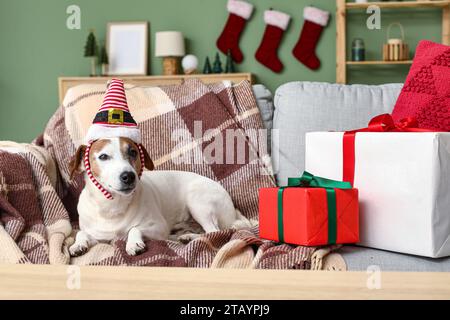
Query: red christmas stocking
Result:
<box><xmin>216</xmin><ymin>0</ymin><xmax>254</xmax><ymax>63</ymax></box>
<box><xmin>255</xmin><ymin>10</ymin><xmax>291</xmax><ymax>73</ymax></box>
<box><xmin>292</xmin><ymin>6</ymin><xmax>330</xmax><ymax>70</ymax></box>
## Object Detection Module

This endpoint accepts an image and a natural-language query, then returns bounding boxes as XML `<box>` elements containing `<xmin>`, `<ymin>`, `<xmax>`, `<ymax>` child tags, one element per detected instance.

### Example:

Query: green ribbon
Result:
<box><xmin>277</xmin><ymin>171</ymin><xmax>352</xmax><ymax>244</ymax></box>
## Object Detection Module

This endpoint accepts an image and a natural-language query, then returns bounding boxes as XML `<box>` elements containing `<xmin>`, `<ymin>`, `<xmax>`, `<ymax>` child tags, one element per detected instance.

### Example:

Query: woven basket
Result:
<box><xmin>383</xmin><ymin>22</ymin><xmax>409</xmax><ymax>61</ymax></box>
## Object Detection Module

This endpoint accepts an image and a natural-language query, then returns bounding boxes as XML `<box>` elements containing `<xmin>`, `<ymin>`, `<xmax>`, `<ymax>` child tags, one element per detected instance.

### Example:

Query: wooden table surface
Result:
<box><xmin>1</xmin><ymin>265</ymin><xmax>449</xmax><ymax>300</ymax></box>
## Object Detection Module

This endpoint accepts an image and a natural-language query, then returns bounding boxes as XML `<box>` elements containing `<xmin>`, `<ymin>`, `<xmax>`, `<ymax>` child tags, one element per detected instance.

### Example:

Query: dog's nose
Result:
<box><xmin>120</xmin><ymin>171</ymin><xmax>136</xmax><ymax>185</ymax></box>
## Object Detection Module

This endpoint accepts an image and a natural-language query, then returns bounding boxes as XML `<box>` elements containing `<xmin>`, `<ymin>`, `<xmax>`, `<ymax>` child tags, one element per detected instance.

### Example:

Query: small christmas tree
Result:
<box><xmin>212</xmin><ymin>52</ymin><xmax>223</xmax><ymax>73</ymax></box>
<box><xmin>99</xmin><ymin>45</ymin><xmax>109</xmax><ymax>76</ymax></box>
<box><xmin>225</xmin><ymin>50</ymin><xmax>235</xmax><ymax>73</ymax></box>
<box><xmin>203</xmin><ymin>56</ymin><xmax>212</xmax><ymax>74</ymax></box>
<box><xmin>84</xmin><ymin>30</ymin><xmax>98</xmax><ymax>76</ymax></box>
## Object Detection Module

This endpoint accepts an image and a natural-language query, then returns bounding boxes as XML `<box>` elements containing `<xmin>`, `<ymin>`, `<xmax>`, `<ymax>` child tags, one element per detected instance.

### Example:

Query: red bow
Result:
<box><xmin>347</xmin><ymin>113</ymin><xmax>430</xmax><ymax>134</ymax></box>
<box><xmin>343</xmin><ymin>114</ymin><xmax>434</xmax><ymax>185</ymax></box>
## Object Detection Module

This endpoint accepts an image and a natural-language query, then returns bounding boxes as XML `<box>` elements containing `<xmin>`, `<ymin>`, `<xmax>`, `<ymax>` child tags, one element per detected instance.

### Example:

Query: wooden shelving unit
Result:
<box><xmin>346</xmin><ymin>60</ymin><xmax>413</xmax><ymax>65</ymax></box>
<box><xmin>336</xmin><ymin>0</ymin><xmax>450</xmax><ymax>83</ymax></box>
<box><xmin>347</xmin><ymin>0</ymin><xmax>450</xmax><ymax>9</ymax></box>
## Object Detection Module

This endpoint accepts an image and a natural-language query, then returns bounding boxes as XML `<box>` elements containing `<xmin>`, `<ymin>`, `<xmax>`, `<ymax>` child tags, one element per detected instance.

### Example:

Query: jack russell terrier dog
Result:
<box><xmin>68</xmin><ymin>137</ymin><xmax>251</xmax><ymax>257</ymax></box>
<box><xmin>68</xmin><ymin>78</ymin><xmax>251</xmax><ymax>257</ymax></box>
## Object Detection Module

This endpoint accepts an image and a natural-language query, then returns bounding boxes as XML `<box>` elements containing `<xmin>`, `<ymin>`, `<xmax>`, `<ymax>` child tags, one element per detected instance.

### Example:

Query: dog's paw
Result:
<box><xmin>177</xmin><ymin>233</ymin><xmax>201</xmax><ymax>244</ymax></box>
<box><xmin>69</xmin><ymin>242</ymin><xmax>89</xmax><ymax>257</ymax></box>
<box><xmin>126</xmin><ymin>240</ymin><xmax>146</xmax><ymax>256</ymax></box>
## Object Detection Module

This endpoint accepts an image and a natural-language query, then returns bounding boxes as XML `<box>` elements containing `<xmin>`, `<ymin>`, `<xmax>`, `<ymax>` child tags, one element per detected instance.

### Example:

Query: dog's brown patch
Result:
<box><xmin>69</xmin><ymin>145</ymin><xmax>87</xmax><ymax>179</ymax></box>
<box><xmin>119</xmin><ymin>137</ymin><xmax>142</xmax><ymax>173</ymax></box>
<box><xmin>89</xmin><ymin>139</ymin><xmax>111</xmax><ymax>178</ymax></box>
<box><xmin>119</xmin><ymin>137</ymin><xmax>154</xmax><ymax>171</ymax></box>
<box><xmin>141</xmin><ymin>145</ymin><xmax>155</xmax><ymax>171</ymax></box>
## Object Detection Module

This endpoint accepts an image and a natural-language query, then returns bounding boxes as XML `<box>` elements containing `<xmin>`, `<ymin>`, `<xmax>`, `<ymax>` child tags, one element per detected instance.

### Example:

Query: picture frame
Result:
<box><xmin>106</xmin><ymin>21</ymin><xmax>149</xmax><ymax>75</ymax></box>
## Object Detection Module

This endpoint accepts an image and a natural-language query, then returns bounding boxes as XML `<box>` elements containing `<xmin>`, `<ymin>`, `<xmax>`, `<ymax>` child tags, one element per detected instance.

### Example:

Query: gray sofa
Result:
<box><xmin>253</xmin><ymin>81</ymin><xmax>450</xmax><ymax>272</ymax></box>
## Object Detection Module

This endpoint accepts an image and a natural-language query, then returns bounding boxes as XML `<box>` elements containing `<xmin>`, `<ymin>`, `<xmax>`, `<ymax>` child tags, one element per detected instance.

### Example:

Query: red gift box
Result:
<box><xmin>259</xmin><ymin>172</ymin><xmax>359</xmax><ymax>246</ymax></box>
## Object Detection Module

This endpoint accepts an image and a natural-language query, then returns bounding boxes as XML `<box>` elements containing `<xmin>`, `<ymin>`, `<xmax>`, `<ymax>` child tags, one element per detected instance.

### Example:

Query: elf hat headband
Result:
<box><xmin>84</xmin><ymin>78</ymin><xmax>144</xmax><ymax>199</ymax></box>
<box><xmin>85</xmin><ymin>78</ymin><xmax>141</xmax><ymax>144</ymax></box>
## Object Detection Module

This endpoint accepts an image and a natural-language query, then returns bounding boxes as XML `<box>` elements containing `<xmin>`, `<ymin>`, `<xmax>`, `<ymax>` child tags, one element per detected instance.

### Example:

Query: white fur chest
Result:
<box><xmin>77</xmin><ymin>189</ymin><xmax>139</xmax><ymax>241</ymax></box>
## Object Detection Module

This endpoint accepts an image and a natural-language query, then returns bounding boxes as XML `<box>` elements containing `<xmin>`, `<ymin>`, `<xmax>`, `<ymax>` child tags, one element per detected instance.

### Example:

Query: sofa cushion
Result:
<box><xmin>392</xmin><ymin>40</ymin><xmax>450</xmax><ymax>131</ymax></box>
<box><xmin>272</xmin><ymin>81</ymin><xmax>403</xmax><ymax>185</ymax></box>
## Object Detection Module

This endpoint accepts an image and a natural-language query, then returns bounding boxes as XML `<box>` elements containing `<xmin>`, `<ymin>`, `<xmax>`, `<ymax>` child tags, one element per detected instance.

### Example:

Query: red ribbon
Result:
<box><xmin>343</xmin><ymin>114</ymin><xmax>434</xmax><ymax>186</ymax></box>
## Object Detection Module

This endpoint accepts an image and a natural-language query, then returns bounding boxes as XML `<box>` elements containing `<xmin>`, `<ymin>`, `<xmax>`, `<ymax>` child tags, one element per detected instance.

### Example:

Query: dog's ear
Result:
<box><xmin>139</xmin><ymin>144</ymin><xmax>154</xmax><ymax>171</ymax></box>
<box><xmin>69</xmin><ymin>145</ymin><xmax>87</xmax><ymax>180</ymax></box>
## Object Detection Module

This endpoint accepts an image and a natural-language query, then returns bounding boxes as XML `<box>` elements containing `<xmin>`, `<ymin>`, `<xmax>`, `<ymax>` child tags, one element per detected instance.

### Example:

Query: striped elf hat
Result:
<box><xmin>85</xmin><ymin>78</ymin><xmax>141</xmax><ymax>144</ymax></box>
<box><xmin>84</xmin><ymin>78</ymin><xmax>144</xmax><ymax>200</ymax></box>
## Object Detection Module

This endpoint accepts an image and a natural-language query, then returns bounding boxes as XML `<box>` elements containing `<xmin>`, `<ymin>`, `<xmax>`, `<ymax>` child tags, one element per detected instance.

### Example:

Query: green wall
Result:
<box><xmin>0</xmin><ymin>0</ymin><xmax>443</xmax><ymax>142</ymax></box>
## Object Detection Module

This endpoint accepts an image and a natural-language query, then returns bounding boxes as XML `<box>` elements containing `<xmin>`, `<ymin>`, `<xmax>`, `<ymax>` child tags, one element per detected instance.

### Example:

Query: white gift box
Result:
<box><xmin>305</xmin><ymin>132</ymin><xmax>450</xmax><ymax>258</ymax></box>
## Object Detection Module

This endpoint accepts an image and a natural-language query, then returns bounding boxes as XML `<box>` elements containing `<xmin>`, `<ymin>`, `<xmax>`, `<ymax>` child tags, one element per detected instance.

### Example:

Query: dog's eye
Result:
<box><xmin>98</xmin><ymin>154</ymin><xmax>109</xmax><ymax>161</ymax></box>
<box><xmin>128</xmin><ymin>149</ymin><xmax>137</xmax><ymax>158</ymax></box>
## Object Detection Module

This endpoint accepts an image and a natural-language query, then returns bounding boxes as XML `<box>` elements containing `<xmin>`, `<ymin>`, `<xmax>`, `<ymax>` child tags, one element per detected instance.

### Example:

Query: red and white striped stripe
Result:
<box><xmin>99</xmin><ymin>78</ymin><xmax>129</xmax><ymax>112</ymax></box>
<box><xmin>84</xmin><ymin>141</ymin><xmax>146</xmax><ymax>200</ymax></box>
<box><xmin>84</xmin><ymin>142</ymin><xmax>113</xmax><ymax>199</ymax></box>
<box><xmin>137</xmin><ymin>144</ymin><xmax>145</xmax><ymax>177</ymax></box>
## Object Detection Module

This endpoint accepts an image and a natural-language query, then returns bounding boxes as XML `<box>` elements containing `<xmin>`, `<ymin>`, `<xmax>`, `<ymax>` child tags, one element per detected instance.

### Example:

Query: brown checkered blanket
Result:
<box><xmin>0</xmin><ymin>79</ymin><xmax>336</xmax><ymax>269</ymax></box>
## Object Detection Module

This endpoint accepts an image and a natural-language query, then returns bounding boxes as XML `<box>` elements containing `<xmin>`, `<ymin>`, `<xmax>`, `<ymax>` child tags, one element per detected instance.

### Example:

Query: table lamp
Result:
<box><xmin>155</xmin><ymin>31</ymin><xmax>185</xmax><ymax>75</ymax></box>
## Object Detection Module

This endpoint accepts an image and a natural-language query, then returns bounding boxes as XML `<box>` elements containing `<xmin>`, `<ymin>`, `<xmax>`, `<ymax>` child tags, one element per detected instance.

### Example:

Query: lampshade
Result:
<box><xmin>155</xmin><ymin>31</ymin><xmax>185</xmax><ymax>57</ymax></box>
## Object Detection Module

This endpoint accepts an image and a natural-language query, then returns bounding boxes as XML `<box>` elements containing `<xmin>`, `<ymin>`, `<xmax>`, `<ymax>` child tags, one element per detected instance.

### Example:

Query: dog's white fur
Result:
<box><xmin>69</xmin><ymin>137</ymin><xmax>250</xmax><ymax>256</ymax></box>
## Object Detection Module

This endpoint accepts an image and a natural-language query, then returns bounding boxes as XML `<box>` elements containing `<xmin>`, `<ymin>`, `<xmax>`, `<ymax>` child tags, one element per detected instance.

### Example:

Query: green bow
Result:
<box><xmin>277</xmin><ymin>171</ymin><xmax>352</xmax><ymax>244</ymax></box>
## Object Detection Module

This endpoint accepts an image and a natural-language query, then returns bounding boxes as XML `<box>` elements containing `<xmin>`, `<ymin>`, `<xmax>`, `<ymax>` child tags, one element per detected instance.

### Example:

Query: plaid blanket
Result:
<box><xmin>0</xmin><ymin>142</ymin><xmax>71</xmax><ymax>264</ymax></box>
<box><xmin>0</xmin><ymin>79</ymin><xmax>339</xmax><ymax>269</ymax></box>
